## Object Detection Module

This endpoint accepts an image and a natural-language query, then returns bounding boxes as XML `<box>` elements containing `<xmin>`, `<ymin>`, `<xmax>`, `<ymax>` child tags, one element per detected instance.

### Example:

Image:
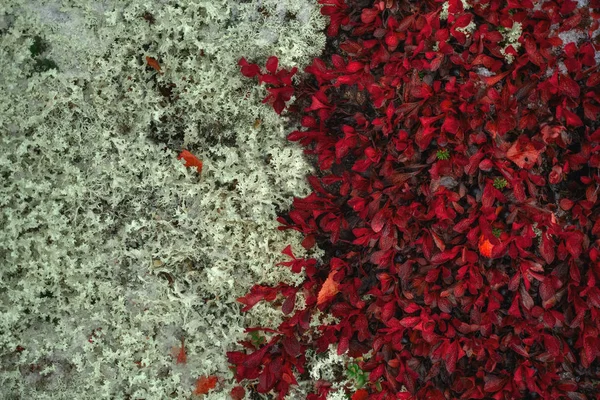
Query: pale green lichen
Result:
<box><xmin>0</xmin><ymin>0</ymin><xmax>326</xmax><ymax>398</ymax></box>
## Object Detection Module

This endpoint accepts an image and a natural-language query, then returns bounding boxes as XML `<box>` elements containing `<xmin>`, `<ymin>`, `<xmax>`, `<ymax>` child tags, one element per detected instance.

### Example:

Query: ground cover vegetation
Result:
<box><xmin>228</xmin><ymin>0</ymin><xmax>600</xmax><ymax>398</ymax></box>
<box><xmin>0</xmin><ymin>0</ymin><xmax>327</xmax><ymax>398</ymax></box>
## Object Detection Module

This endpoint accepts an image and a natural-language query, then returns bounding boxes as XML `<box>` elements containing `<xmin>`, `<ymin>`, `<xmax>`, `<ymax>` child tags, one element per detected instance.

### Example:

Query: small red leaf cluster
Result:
<box><xmin>239</xmin><ymin>56</ymin><xmax>298</xmax><ymax>114</ymax></box>
<box><xmin>229</xmin><ymin>0</ymin><xmax>600</xmax><ymax>398</ymax></box>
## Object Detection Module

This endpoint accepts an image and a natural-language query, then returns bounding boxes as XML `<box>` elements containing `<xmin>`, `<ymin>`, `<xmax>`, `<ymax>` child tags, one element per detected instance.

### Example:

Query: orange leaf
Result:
<box><xmin>145</xmin><ymin>56</ymin><xmax>162</xmax><ymax>72</ymax></box>
<box><xmin>478</xmin><ymin>235</ymin><xmax>494</xmax><ymax>258</ymax></box>
<box><xmin>178</xmin><ymin>150</ymin><xmax>203</xmax><ymax>174</ymax></box>
<box><xmin>193</xmin><ymin>375</ymin><xmax>218</xmax><ymax>395</ymax></box>
<box><xmin>482</xmin><ymin>70</ymin><xmax>510</xmax><ymax>86</ymax></box>
<box><xmin>506</xmin><ymin>137</ymin><xmax>543</xmax><ymax>169</ymax></box>
<box><xmin>317</xmin><ymin>270</ymin><xmax>339</xmax><ymax>305</ymax></box>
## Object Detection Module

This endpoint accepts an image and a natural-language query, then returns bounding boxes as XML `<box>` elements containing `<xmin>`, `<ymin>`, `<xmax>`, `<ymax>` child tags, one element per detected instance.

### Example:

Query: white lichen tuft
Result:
<box><xmin>440</xmin><ymin>2</ymin><xmax>450</xmax><ymax>20</ymax></box>
<box><xmin>456</xmin><ymin>20</ymin><xmax>477</xmax><ymax>37</ymax></box>
<box><xmin>499</xmin><ymin>22</ymin><xmax>523</xmax><ymax>64</ymax></box>
<box><xmin>558</xmin><ymin>29</ymin><xmax>587</xmax><ymax>46</ymax></box>
<box><xmin>440</xmin><ymin>0</ymin><xmax>471</xmax><ymax>20</ymax></box>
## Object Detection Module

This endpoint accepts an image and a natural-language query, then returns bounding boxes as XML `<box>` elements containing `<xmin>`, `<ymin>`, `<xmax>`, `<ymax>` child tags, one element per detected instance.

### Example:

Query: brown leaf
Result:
<box><xmin>146</xmin><ymin>56</ymin><xmax>162</xmax><ymax>72</ymax></box>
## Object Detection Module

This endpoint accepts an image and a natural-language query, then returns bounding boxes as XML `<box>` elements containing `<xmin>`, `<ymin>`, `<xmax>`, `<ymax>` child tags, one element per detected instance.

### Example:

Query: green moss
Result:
<box><xmin>493</xmin><ymin>177</ymin><xmax>508</xmax><ymax>190</ymax></box>
<box><xmin>436</xmin><ymin>149</ymin><xmax>450</xmax><ymax>160</ymax></box>
<box><xmin>346</xmin><ymin>363</ymin><xmax>368</xmax><ymax>389</ymax></box>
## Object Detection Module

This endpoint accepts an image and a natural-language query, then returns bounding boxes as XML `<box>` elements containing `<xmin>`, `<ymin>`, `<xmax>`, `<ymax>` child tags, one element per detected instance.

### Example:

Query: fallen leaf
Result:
<box><xmin>352</xmin><ymin>389</ymin><xmax>370</xmax><ymax>400</ymax></box>
<box><xmin>146</xmin><ymin>56</ymin><xmax>162</xmax><ymax>73</ymax></box>
<box><xmin>178</xmin><ymin>150</ymin><xmax>203</xmax><ymax>174</ymax></box>
<box><xmin>482</xmin><ymin>70</ymin><xmax>510</xmax><ymax>86</ymax></box>
<box><xmin>230</xmin><ymin>386</ymin><xmax>245</xmax><ymax>400</ymax></box>
<box><xmin>506</xmin><ymin>137</ymin><xmax>544</xmax><ymax>169</ymax></box>
<box><xmin>193</xmin><ymin>375</ymin><xmax>218</xmax><ymax>395</ymax></box>
<box><xmin>479</xmin><ymin>235</ymin><xmax>494</xmax><ymax>258</ymax></box>
<box><xmin>317</xmin><ymin>270</ymin><xmax>339</xmax><ymax>305</ymax></box>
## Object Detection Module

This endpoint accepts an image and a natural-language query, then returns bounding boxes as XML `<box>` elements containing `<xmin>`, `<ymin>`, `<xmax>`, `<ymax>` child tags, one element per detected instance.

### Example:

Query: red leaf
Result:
<box><xmin>520</xmin><ymin>285</ymin><xmax>534</xmax><ymax>310</ymax></box>
<box><xmin>565</xmin><ymin>233</ymin><xmax>583</xmax><ymax>259</ymax></box>
<box><xmin>146</xmin><ymin>56</ymin><xmax>162</xmax><ymax>72</ymax></box>
<box><xmin>479</xmin><ymin>159</ymin><xmax>494</xmax><ymax>171</ymax></box>
<box><xmin>454</xmin><ymin>13</ymin><xmax>472</xmax><ymax>28</ymax></box>
<box><xmin>587</xmin><ymin>72</ymin><xmax>600</xmax><ymax>87</ymax></box>
<box><xmin>539</xmin><ymin>280</ymin><xmax>555</xmax><ymax>304</ymax></box>
<box><xmin>346</xmin><ymin>61</ymin><xmax>364</xmax><ymax>73</ymax></box>
<box><xmin>177</xmin><ymin>150</ymin><xmax>203</xmax><ymax>173</ymax></box>
<box><xmin>381</xmin><ymin>301</ymin><xmax>396</xmax><ymax>322</ymax></box>
<box><xmin>540</xmin><ymin>233</ymin><xmax>555</xmax><ymax>264</ymax></box>
<box><xmin>172</xmin><ymin>338</ymin><xmax>187</xmax><ymax>364</ymax></box>
<box><xmin>317</xmin><ymin>270</ymin><xmax>339</xmax><ymax>305</ymax></box>
<box><xmin>560</xmin><ymin>76</ymin><xmax>581</xmax><ymax>98</ymax></box>
<box><xmin>482</xmin><ymin>70</ymin><xmax>510</xmax><ymax>86</ymax></box>
<box><xmin>544</xmin><ymin>335</ymin><xmax>561</xmax><ymax>358</ymax></box>
<box><xmin>282</xmin><ymin>292</ymin><xmax>296</xmax><ymax>315</ymax></box>
<box><xmin>194</xmin><ymin>375</ymin><xmax>218</xmax><ymax>395</ymax></box>
<box><xmin>583</xmin><ymin>337</ymin><xmax>597</xmax><ymax>367</ymax></box>
<box><xmin>506</xmin><ymin>137</ymin><xmax>544</xmax><ymax>169</ymax></box>
<box><xmin>352</xmin><ymin>389</ymin><xmax>369</xmax><ymax>400</ymax></box>
<box><xmin>258</xmin><ymin>368</ymin><xmax>276</xmax><ymax>392</ymax></box>
<box><xmin>444</xmin><ymin>340</ymin><xmax>459</xmax><ymax>373</ymax></box>
<box><xmin>371</xmin><ymin>210</ymin><xmax>387</xmax><ymax>233</ymax></box>
<box><xmin>560</xmin><ymin>198</ymin><xmax>574</xmax><ymax>210</ymax></box>
<box><xmin>431</xmin><ymin>230</ymin><xmax>446</xmax><ymax>251</ymax></box>
<box><xmin>361</xmin><ymin>8</ymin><xmax>379</xmax><ymax>24</ymax></box>
<box><xmin>399</xmin><ymin>316</ymin><xmax>421</xmax><ymax>328</ymax></box>
<box><xmin>484</xmin><ymin>375</ymin><xmax>506</xmax><ymax>393</ymax></box>
<box><xmin>239</xmin><ymin>58</ymin><xmax>261</xmax><ymax>78</ymax></box>
<box><xmin>282</xmin><ymin>335</ymin><xmax>301</xmax><ymax>357</ymax></box>
<box><xmin>442</xmin><ymin>115</ymin><xmax>460</xmax><ymax>134</ymax></box>
<box><xmin>430</xmin><ymin>246</ymin><xmax>460</xmax><ymax>264</ymax></box>
<box><xmin>260</xmin><ymin>74</ymin><xmax>280</xmax><ymax>85</ymax></box>
<box><xmin>338</xmin><ymin>336</ymin><xmax>350</xmax><ymax>355</ymax></box>
<box><xmin>265</xmin><ymin>56</ymin><xmax>279</xmax><ymax>74</ymax></box>
<box><xmin>478</xmin><ymin>235</ymin><xmax>494</xmax><ymax>258</ymax></box>
<box><xmin>301</xmin><ymin>235</ymin><xmax>316</xmax><ymax>250</ymax></box>
<box><xmin>509</xmin><ymin>293</ymin><xmax>521</xmax><ymax>317</ymax></box>
<box><xmin>230</xmin><ymin>386</ymin><xmax>246</xmax><ymax>400</ymax></box>
<box><xmin>237</xmin><ymin>285</ymin><xmax>279</xmax><ymax>312</ymax></box>
<box><xmin>525</xmin><ymin>37</ymin><xmax>544</xmax><ymax>66</ymax></box>
<box><xmin>562</xmin><ymin>107</ymin><xmax>583</xmax><ymax>127</ymax></box>
<box><xmin>243</xmin><ymin>344</ymin><xmax>272</xmax><ymax>369</ymax></box>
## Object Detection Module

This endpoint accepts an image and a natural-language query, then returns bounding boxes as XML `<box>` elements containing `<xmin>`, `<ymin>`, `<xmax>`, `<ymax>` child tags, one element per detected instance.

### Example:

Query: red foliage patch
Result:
<box><xmin>229</xmin><ymin>0</ymin><xmax>600</xmax><ymax>399</ymax></box>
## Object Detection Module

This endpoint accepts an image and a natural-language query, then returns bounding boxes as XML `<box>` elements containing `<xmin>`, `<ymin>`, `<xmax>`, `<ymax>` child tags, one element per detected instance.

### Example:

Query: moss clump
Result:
<box><xmin>493</xmin><ymin>177</ymin><xmax>508</xmax><ymax>190</ymax></box>
<box><xmin>436</xmin><ymin>149</ymin><xmax>450</xmax><ymax>160</ymax></box>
